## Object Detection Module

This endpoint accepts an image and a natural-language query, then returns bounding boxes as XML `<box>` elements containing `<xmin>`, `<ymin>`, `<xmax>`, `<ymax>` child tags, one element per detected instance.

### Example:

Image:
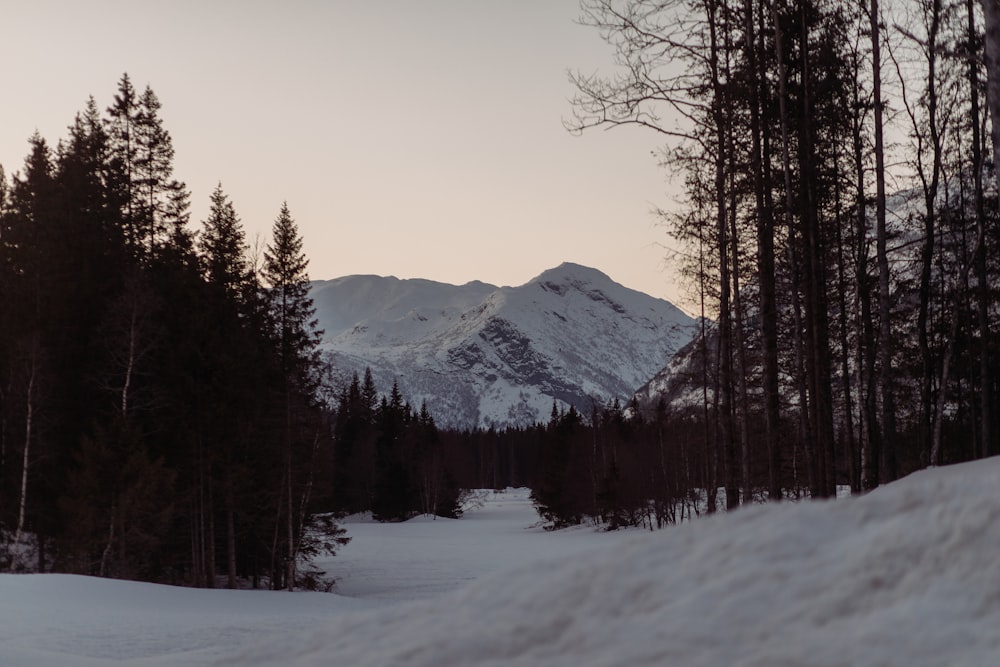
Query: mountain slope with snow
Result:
<box><xmin>311</xmin><ymin>263</ymin><xmax>697</xmax><ymax>427</ymax></box>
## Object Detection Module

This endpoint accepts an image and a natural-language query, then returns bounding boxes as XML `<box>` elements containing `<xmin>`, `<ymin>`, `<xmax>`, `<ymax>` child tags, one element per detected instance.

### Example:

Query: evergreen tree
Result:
<box><xmin>531</xmin><ymin>405</ymin><xmax>588</xmax><ymax>527</ymax></box>
<box><xmin>105</xmin><ymin>73</ymin><xmax>140</xmax><ymax>256</ymax></box>
<box><xmin>199</xmin><ymin>184</ymin><xmax>249</xmax><ymax>300</ymax></box>
<box><xmin>262</xmin><ymin>202</ymin><xmax>325</xmax><ymax>589</ymax></box>
<box><xmin>263</xmin><ymin>202</ymin><xmax>321</xmax><ymax>379</ymax></box>
<box><xmin>333</xmin><ymin>370</ymin><xmax>378</xmax><ymax>514</ymax></box>
<box><xmin>134</xmin><ymin>85</ymin><xmax>182</xmax><ymax>257</ymax></box>
<box><xmin>370</xmin><ymin>383</ymin><xmax>417</xmax><ymax>522</ymax></box>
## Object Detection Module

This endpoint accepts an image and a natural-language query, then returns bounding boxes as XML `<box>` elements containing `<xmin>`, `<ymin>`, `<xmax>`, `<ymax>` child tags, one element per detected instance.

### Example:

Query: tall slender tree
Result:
<box><xmin>262</xmin><ymin>202</ymin><xmax>322</xmax><ymax>589</ymax></box>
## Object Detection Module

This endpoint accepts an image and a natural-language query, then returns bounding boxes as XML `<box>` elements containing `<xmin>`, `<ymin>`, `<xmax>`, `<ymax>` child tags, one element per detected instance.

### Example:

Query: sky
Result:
<box><xmin>1</xmin><ymin>1</ymin><xmax>689</xmax><ymax>306</ymax></box>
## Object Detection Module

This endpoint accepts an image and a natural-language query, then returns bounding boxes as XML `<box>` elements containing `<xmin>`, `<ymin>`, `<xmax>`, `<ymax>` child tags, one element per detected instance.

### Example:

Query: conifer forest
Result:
<box><xmin>4</xmin><ymin>0</ymin><xmax>1000</xmax><ymax>589</ymax></box>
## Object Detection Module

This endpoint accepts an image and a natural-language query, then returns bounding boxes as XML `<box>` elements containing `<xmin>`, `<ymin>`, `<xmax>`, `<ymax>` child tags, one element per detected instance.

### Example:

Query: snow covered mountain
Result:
<box><xmin>310</xmin><ymin>263</ymin><xmax>697</xmax><ymax>428</ymax></box>
<box><xmin>632</xmin><ymin>326</ymin><xmax>716</xmax><ymax>412</ymax></box>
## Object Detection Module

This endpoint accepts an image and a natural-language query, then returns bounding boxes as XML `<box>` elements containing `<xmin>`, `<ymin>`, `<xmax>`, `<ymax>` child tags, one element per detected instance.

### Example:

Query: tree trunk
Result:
<box><xmin>751</xmin><ymin>0</ymin><xmax>783</xmax><ymax>501</ymax></box>
<box><xmin>286</xmin><ymin>456</ymin><xmax>295</xmax><ymax>590</ymax></box>
<box><xmin>722</xmin><ymin>0</ymin><xmax>751</xmax><ymax>507</ymax></box>
<box><xmin>698</xmin><ymin>226</ymin><xmax>718</xmax><ymax>513</ymax></box>
<box><xmin>709</xmin><ymin>0</ymin><xmax>734</xmax><ymax>512</ymax></box>
<box><xmin>727</xmin><ymin>160</ymin><xmax>752</xmax><ymax>506</ymax></box>
<box><xmin>833</xmin><ymin>152</ymin><xmax>857</xmax><ymax>496</ymax></box>
<box><xmin>972</xmin><ymin>0</ymin><xmax>993</xmax><ymax>459</ymax></box>
<box><xmin>850</xmin><ymin>63</ymin><xmax>879</xmax><ymax>491</ymax></box>
<box><xmin>872</xmin><ymin>0</ymin><xmax>898</xmax><ymax>483</ymax></box>
<box><xmin>911</xmin><ymin>0</ymin><xmax>943</xmax><ymax>463</ymax></box>
<box><xmin>207</xmin><ymin>477</ymin><xmax>216</xmax><ymax>588</ymax></box>
<box><xmin>14</xmin><ymin>349</ymin><xmax>36</xmax><ymax>554</ymax></box>
<box><xmin>100</xmin><ymin>501</ymin><xmax>116</xmax><ymax>578</ymax></box>
<box><xmin>284</xmin><ymin>386</ymin><xmax>296</xmax><ymax>591</ymax></box>
<box><xmin>226</xmin><ymin>471</ymin><xmax>238</xmax><ymax>589</ymax></box>
<box><xmin>774</xmin><ymin>0</ymin><xmax>811</xmax><ymax>495</ymax></box>
<box><xmin>797</xmin><ymin>0</ymin><xmax>836</xmax><ymax>498</ymax></box>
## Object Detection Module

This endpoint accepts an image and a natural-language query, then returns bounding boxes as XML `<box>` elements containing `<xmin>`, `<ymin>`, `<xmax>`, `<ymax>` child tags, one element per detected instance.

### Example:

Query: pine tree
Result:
<box><xmin>371</xmin><ymin>382</ymin><xmax>417</xmax><ymax>522</ymax></box>
<box><xmin>3</xmin><ymin>135</ymin><xmax>55</xmax><ymax>553</ymax></box>
<box><xmin>105</xmin><ymin>73</ymin><xmax>140</xmax><ymax>256</ymax></box>
<box><xmin>199</xmin><ymin>184</ymin><xmax>249</xmax><ymax>301</ymax></box>
<box><xmin>262</xmin><ymin>202</ymin><xmax>324</xmax><ymax>589</ymax></box>
<box><xmin>134</xmin><ymin>85</ymin><xmax>181</xmax><ymax>257</ymax></box>
<box><xmin>263</xmin><ymin>202</ymin><xmax>321</xmax><ymax>380</ymax></box>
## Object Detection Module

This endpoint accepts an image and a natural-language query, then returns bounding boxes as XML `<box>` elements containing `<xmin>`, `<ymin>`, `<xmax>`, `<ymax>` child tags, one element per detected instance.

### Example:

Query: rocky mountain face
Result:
<box><xmin>310</xmin><ymin>263</ymin><xmax>697</xmax><ymax>428</ymax></box>
<box><xmin>632</xmin><ymin>327</ymin><xmax>717</xmax><ymax>413</ymax></box>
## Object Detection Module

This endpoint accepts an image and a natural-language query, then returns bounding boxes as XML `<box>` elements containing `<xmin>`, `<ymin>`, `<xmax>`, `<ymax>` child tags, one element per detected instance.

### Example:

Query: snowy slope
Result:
<box><xmin>311</xmin><ymin>263</ymin><xmax>697</xmax><ymax>427</ymax></box>
<box><xmin>317</xmin><ymin>489</ymin><xmax>626</xmax><ymax>602</ymax></box>
<box><xmin>1</xmin><ymin>460</ymin><xmax>998</xmax><ymax>665</ymax></box>
<box><xmin>226</xmin><ymin>457</ymin><xmax>1000</xmax><ymax>667</ymax></box>
<box><xmin>0</xmin><ymin>574</ymin><xmax>378</xmax><ymax>666</ymax></box>
<box><xmin>0</xmin><ymin>490</ymin><xmax>632</xmax><ymax>666</ymax></box>
<box><xmin>633</xmin><ymin>326</ymin><xmax>715</xmax><ymax>411</ymax></box>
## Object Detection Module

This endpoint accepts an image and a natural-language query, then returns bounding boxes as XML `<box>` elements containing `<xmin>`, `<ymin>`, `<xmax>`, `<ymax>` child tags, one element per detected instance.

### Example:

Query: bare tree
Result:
<box><xmin>871</xmin><ymin>0</ymin><xmax>898</xmax><ymax>485</ymax></box>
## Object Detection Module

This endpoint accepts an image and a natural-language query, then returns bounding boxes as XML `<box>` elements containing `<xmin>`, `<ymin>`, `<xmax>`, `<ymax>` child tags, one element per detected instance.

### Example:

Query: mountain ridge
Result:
<box><xmin>311</xmin><ymin>263</ymin><xmax>697</xmax><ymax>428</ymax></box>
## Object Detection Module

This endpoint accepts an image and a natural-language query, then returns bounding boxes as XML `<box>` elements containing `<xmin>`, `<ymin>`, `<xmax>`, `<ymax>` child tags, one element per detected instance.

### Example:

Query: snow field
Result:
<box><xmin>225</xmin><ymin>459</ymin><xmax>1000</xmax><ymax>667</ymax></box>
<box><xmin>325</xmin><ymin>488</ymin><xmax>627</xmax><ymax>601</ymax></box>
<box><xmin>2</xmin><ymin>463</ymin><xmax>998</xmax><ymax>666</ymax></box>
<box><xmin>0</xmin><ymin>574</ymin><xmax>377</xmax><ymax>666</ymax></box>
<box><xmin>0</xmin><ymin>489</ymin><xmax>630</xmax><ymax>666</ymax></box>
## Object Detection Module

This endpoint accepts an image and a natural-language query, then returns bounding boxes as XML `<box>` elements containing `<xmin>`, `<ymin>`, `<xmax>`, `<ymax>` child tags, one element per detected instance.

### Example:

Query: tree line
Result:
<box><xmin>565</xmin><ymin>0</ymin><xmax>1000</xmax><ymax>508</ymax></box>
<box><xmin>0</xmin><ymin>73</ymin><xmax>349</xmax><ymax>588</ymax></box>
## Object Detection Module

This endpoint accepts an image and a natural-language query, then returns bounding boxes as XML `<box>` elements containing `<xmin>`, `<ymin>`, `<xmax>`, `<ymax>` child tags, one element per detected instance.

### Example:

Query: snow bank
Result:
<box><xmin>221</xmin><ymin>458</ymin><xmax>1000</xmax><ymax>667</ymax></box>
<box><xmin>0</xmin><ymin>574</ymin><xmax>375</xmax><ymax>665</ymax></box>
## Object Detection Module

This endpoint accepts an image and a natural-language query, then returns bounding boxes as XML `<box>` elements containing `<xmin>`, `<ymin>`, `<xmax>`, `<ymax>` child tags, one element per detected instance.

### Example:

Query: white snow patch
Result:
<box><xmin>0</xmin><ymin>574</ymin><xmax>376</xmax><ymax>666</ymax></box>
<box><xmin>326</xmin><ymin>489</ymin><xmax>624</xmax><ymax>601</ymax></box>
<box><xmin>224</xmin><ymin>459</ymin><xmax>1000</xmax><ymax>667</ymax></box>
<box><xmin>3</xmin><ymin>463</ymin><xmax>999</xmax><ymax>666</ymax></box>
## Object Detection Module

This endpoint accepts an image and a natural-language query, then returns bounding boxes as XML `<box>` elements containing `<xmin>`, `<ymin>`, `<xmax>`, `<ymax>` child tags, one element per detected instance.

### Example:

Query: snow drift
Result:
<box><xmin>223</xmin><ymin>458</ymin><xmax>1000</xmax><ymax>666</ymax></box>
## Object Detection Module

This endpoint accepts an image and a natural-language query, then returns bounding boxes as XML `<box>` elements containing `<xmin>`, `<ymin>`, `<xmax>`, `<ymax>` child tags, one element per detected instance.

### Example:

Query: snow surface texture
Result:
<box><xmin>3</xmin><ymin>461</ymin><xmax>998</xmax><ymax>665</ymax></box>
<box><xmin>0</xmin><ymin>490</ymin><xmax>629</xmax><ymax>666</ymax></box>
<box><xmin>322</xmin><ymin>490</ymin><xmax>624</xmax><ymax>602</ymax></box>
<box><xmin>224</xmin><ymin>458</ymin><xmax>1000</xmax><ymax>667</ymax></box>
<box><xmin>310</xmin><ymin>263</ymin><xmax>697</xmax><ymax>428</ymax></box>
<box><xmin>0</xmin><ymin>574</ymin><xmax>378</xmax><ymax>666</ymax></box>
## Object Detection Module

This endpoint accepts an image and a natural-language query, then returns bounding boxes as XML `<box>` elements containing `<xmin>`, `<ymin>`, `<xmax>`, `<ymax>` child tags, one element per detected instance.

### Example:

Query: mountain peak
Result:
<box><xmin>530</xmin><ymin>262</ymin><xmax>613</xmax><ymax>287</ymax></box>
<box><xmin>311</xmin><ymin>264</ymin><xmax>697</xmax><ymax>428</ymax></box>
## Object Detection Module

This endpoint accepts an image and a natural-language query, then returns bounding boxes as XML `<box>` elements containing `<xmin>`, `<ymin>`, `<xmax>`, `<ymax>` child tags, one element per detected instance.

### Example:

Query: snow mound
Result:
<box><xmin>220</xmin><ymin>458</ymin><xmax>1000</xmax><ymax>666</ymax></box>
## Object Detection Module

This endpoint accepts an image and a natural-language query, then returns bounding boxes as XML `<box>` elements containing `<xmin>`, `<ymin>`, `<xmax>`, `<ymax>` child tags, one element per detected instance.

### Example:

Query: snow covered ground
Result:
<box><xmin>3</xmin><ymin>461</ymin><xmax>1000</xmax><ymax>666</ymax></box>
<box><xmin>326</xmin><ymin>489</ymin><xmax>627</xmax><ymax>602</ymax></box>
<box><xmin>0</xmin><ymin>490</ymin><xmax>629</xmax><ymax>666</ymax></box>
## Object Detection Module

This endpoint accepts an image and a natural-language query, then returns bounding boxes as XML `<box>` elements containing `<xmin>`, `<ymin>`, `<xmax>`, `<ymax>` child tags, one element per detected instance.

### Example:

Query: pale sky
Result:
<box><xmin>2</xmin><ymin>1</ymin><xmax>688</xmax><ymax>306</ymax></box>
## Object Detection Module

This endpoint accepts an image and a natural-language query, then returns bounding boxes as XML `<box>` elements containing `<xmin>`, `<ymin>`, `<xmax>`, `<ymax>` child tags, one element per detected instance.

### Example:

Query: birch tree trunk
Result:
<box><xmin>13</xmin><ymin>347</ymin><xmax>37</xmax><ymax>562</ymax></box>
